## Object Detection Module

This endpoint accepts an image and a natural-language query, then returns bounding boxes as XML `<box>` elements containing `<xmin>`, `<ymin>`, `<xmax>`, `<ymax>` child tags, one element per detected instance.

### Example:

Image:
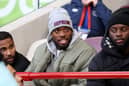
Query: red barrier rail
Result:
<box><xmin>16</xmin><ymin>72</ymin><xmax>129</xmax><ymax>81</ymax></box>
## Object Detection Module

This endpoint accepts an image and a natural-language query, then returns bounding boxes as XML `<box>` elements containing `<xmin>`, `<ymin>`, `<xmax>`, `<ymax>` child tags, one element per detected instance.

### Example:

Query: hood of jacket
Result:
<box><xmin>46</xmin><ymin>7</ymin><xmax>80</xmax><ymax>57</ymax></box>
<box><xmin>46</xmin><ymin>29</ymin><xmax>79</xmax><ymax>57</ymax></box>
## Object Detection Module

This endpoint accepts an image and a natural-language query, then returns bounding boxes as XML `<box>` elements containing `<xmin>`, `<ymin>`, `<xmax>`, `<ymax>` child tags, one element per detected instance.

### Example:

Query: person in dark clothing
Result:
<box><xmin>63</xmin><ymin>0</ymin><xmax>112</xmax><ymax>38</ymax></box>
<box><xmin>87</xmin><ymin>7</ymin><xmax>129</xmax><ymax>86</ymax></box>
<box><xmin>0</xmin><ymin>31</ymin><xmax>30</xmax><ymax>72</ymax></box>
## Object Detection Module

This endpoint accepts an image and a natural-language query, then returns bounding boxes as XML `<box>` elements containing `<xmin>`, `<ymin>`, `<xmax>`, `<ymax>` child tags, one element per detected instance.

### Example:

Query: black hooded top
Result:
<box><xmin>87</xmin><ymin>7</ymin><xmax>129</xmax><ymax>86</ymax></box>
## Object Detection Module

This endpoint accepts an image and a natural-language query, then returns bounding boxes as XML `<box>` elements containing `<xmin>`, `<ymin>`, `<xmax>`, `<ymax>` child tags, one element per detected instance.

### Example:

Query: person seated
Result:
<box><xmin>0</xmin><ymin>31</ymin><xmax>30</xmax><ymax>72</ymax></box>
<box><xmin>63</xmin><ymin>0</ymin><xmax>112</xmax><ymax>38</ymax></box>
<box><xmin>87</xmin><ymin>7</ymin><xmax>129</xmax><ymax>86</ymax></box>
<box><xmin>26</xmin><ymin>7</ymin><xmax>96</xmax><ymax>86</ymax></box>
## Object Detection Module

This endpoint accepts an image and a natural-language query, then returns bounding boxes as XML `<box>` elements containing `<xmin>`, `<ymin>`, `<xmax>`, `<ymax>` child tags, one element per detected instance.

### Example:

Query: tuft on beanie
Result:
<box><xmin>48</xmin><ymin>7</ymin><xmax>73</xmax><ymax>35</ymax></box>
<box><xmin>106</xmin><ymin>7</ymin><xmax>129</xmax><ymax>29</ymax></box>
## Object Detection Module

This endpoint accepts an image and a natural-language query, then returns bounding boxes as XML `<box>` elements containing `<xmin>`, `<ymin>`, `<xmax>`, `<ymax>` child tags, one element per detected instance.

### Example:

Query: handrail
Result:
<box><xmin>16</xmin><ymin>72</ymin><xmax>129</xmax><ymax>81</ymax></box>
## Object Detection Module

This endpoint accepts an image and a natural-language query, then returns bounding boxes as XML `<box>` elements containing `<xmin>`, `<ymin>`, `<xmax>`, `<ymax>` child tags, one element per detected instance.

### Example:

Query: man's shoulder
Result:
<box><xmin>36</xmin><ymin>41</ymin><xmax>47</xmax><ymax>49</ymax></box>
<box><xmin>76</xmin><ymin>38</ymin><xmax>96</xmax><ymax>50</ymax></box>
<box><xmin>34</xmin><ymin>42</ymin><xmax>48</xmax><ymax>54</ymax></box>
<box><xmin>15</xmin><ymin>52</ymin><xmax>30</xmax><ymax>63</ymax></box>
<box><xmin>89</xmin><ymin>51</ymin><xmax>109</xmax><ymax>71</ymax></box>
<box><xmin>90</xmin><ymin>51</ymin><xmax>106</xmax><ymax>65</ymax></box>
<box><xmin>15</xmin><ymin>52</ymin><xmax>26</xmax><ymax>59</ymax></box>
<box><xmin>31</xmin><ymin>42</ymin><xmax>49</xmax><ymax>60</ymax></box>
<box><xmin>13</xmin><ymin>52</ymin><xmax>30</xmax><ymax>72</ymax></box>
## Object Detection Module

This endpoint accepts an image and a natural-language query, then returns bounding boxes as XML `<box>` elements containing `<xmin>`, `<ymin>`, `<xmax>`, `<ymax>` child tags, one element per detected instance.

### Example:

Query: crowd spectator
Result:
<box><xmin>63</xmin><ymin>0</ymin><xmax>112</xmax><ymax>38</ymax></box>
<box><xmin>26</xmin><ymin>7</ymin><xmax>96</xmax><ymax>86</ymax></box>
<box><xmin>0</xmin><ymin>31</ymin><xmax>30</xmax><ymax>72</ymax></box>
<box><xmin>87</xmin><ymin>7</ymin><xmax>129</xmax><ymax>86</ymax></box>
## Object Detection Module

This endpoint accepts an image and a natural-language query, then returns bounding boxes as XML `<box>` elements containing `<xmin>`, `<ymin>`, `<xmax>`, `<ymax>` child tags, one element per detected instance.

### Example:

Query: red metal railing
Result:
<box><xmin>17</xmin><ymin>72</ymin><xmax>129</xmax><ymax>81</ymax></box>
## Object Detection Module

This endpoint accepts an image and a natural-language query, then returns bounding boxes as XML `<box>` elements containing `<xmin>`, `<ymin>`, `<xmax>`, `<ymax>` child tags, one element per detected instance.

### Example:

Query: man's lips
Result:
<box><xmin>115</xmin><ymin>39</ymin><xmax>124</xmax><ymax>45</ymax></box>
<box><xmin>6</xmin><ymin>57</ymin><xmax>14</xmax><ymax>63</ymax></box>
<box><xmin>58</xmin><ymin>39</ymin><xmax>67</xmax><ymax>45</ymax></box>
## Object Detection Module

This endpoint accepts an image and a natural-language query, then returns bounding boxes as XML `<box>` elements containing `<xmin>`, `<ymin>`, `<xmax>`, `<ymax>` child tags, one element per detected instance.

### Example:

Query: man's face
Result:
<box><xmin>109</xmin><ymin>24</ymin><xmax>129</xmax><ymax>46</ymax></box>
<box><xmin>51</xmin><ymin>26</ymin><xmax>73</xmax><ymax>50</ymax></box>
<box><xmin>0</xmin><ymin>38</ymin><xmax>16</xmax><ymax>64</ymax></box>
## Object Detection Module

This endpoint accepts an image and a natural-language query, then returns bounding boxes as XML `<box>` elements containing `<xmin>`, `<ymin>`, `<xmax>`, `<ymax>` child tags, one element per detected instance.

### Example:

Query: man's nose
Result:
<box><xmin>59</xmin><ymin>31</ymin><xmax>65</xmax><ymax>37</ymax></box>
<box><xmin>116</xmin><ymin>30</ymin><xmax>122</xmax><ymax>37</ymax></box>
<box><xmin>6</xmin><ymin>49</ymin><xmax>11</xmax><ymax>55</ymax></box>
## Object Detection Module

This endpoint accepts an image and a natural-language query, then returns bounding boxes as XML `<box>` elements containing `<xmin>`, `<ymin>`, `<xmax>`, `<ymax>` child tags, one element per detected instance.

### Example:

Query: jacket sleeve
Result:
<box><xmin>25</xmin><ymin>49</ymin><xmax>40</xmax><ymax>72</ymax></box>
<box><xmin>70</xmin><ymin>46</ymin><xmax>96</xmax><ymax>86</ymax></box>
<box><xmin>86</xmin><ymin>54</ymin><xmax>106</xmax><ymax>86</ymax></box>
<box><xmin>25</xmin><ymin>44</ymin><xmax>51</xmax><ymax>86</ymax></box>
<box><xmin>95</xmin><ymin>0</ymin><xmax>112</xmax><ymax>27</ymax></box>
<box><xmin>25</xmin><ymin>43</ymin><xmax>48</xmax><ymax>72</ymax></box>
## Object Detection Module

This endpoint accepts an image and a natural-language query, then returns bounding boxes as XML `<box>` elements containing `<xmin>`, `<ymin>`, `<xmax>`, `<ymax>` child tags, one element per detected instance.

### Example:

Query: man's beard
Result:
<box><xmin>110</xmin><ymin>37</ymin><xmax>129</xmax><ymax>53</ymax></box>
<box><xmin>54</xmin><ymin>41</ymin><xmax>70</xmax><ymax>50</ymax></box>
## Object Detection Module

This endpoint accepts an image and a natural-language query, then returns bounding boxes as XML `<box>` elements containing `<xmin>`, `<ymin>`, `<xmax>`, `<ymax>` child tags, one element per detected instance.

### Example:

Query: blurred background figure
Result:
<box><xmin>63</xmin><ymin>0</ymin><xmax>112</xmax><ymax>39</ymax></box>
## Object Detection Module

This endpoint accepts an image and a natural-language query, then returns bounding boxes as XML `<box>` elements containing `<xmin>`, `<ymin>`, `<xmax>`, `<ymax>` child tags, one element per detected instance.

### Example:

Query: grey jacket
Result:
<box><xmin>26</xmin><ymin>37</ymin><xmax>96</xmax><ymax>86</ymax></box>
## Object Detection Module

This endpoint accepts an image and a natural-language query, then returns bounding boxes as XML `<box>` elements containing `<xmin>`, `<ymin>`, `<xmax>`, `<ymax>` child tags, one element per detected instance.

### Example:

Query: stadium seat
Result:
<box><xmin>85</xmin><ymin>36</ymin><xmax>103</xmax><ymax>53</ymax></box>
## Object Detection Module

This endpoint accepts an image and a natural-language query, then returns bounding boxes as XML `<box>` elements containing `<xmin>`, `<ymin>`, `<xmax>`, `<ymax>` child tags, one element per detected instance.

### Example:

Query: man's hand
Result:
<box><xmin>81</xmin><ymin>0</ymin><xmax>98</xmax><ymax>7</ymax></box>
<box><xmin>15</xmin><ymin>74</ymin><xmax>23</xmax><ymax>86</ymax></box>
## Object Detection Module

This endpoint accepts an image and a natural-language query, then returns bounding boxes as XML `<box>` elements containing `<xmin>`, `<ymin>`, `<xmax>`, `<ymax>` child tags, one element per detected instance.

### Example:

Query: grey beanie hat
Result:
<box><xmin>48</xmin><ymin>7</ymin><xmax>73</xmax><ymax>35</ymax></box>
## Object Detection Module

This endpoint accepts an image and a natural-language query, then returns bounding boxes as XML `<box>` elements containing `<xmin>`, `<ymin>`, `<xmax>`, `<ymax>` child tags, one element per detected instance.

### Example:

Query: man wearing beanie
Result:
<box><xmin>87</xmin><ymin>7</ymin><xmax>129</xmax><ymax>86</ymax></box>
<box><xmin>26</xmin><ymin>8</ymin><xmax>96</xmax><ymax>86</ymax></box>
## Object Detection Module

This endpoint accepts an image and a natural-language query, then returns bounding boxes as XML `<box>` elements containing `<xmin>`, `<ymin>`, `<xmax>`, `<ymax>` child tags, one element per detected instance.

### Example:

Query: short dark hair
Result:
<box><xmin>0</xmin><ymin>31</ymin><xmax>13</xmax><ymax>40</ymax></box>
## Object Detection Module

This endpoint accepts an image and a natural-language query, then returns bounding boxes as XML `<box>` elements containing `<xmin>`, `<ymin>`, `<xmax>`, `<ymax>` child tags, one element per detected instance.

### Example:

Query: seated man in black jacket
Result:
<box><xmin>87</xmin><ymin>7</ymin><xmax>129</xmax><ymax>86</ymax></box>
<box><xmin>0</xmin><ymin>31</ymin><xmax>30</xmax><ymax>72</ymax></box>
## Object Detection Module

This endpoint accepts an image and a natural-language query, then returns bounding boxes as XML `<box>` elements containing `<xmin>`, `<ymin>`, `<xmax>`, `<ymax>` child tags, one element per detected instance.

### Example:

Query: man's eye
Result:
<box><xmin>9</xmin><ymin>44</ymin><xmax>14</xmax><ymax>49</ymax></box>
<box><xmin>54</xmin><ymin>30</ymin><xmax>59</xmax><ymax>33</ymax></box>
<box><xmin>0</xmin><ymin>48</ymin><xmax>6</xmax><ymax>52</ymax></box>
<box><xmin>110</xmin><ymin>28</ymin><xmax>117</xmax><ymax>33</ymax></box>
<box><xmin>121</xmin><ymin>27</ymin><xmax>128</xmax><ymax>32</ymax></box>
